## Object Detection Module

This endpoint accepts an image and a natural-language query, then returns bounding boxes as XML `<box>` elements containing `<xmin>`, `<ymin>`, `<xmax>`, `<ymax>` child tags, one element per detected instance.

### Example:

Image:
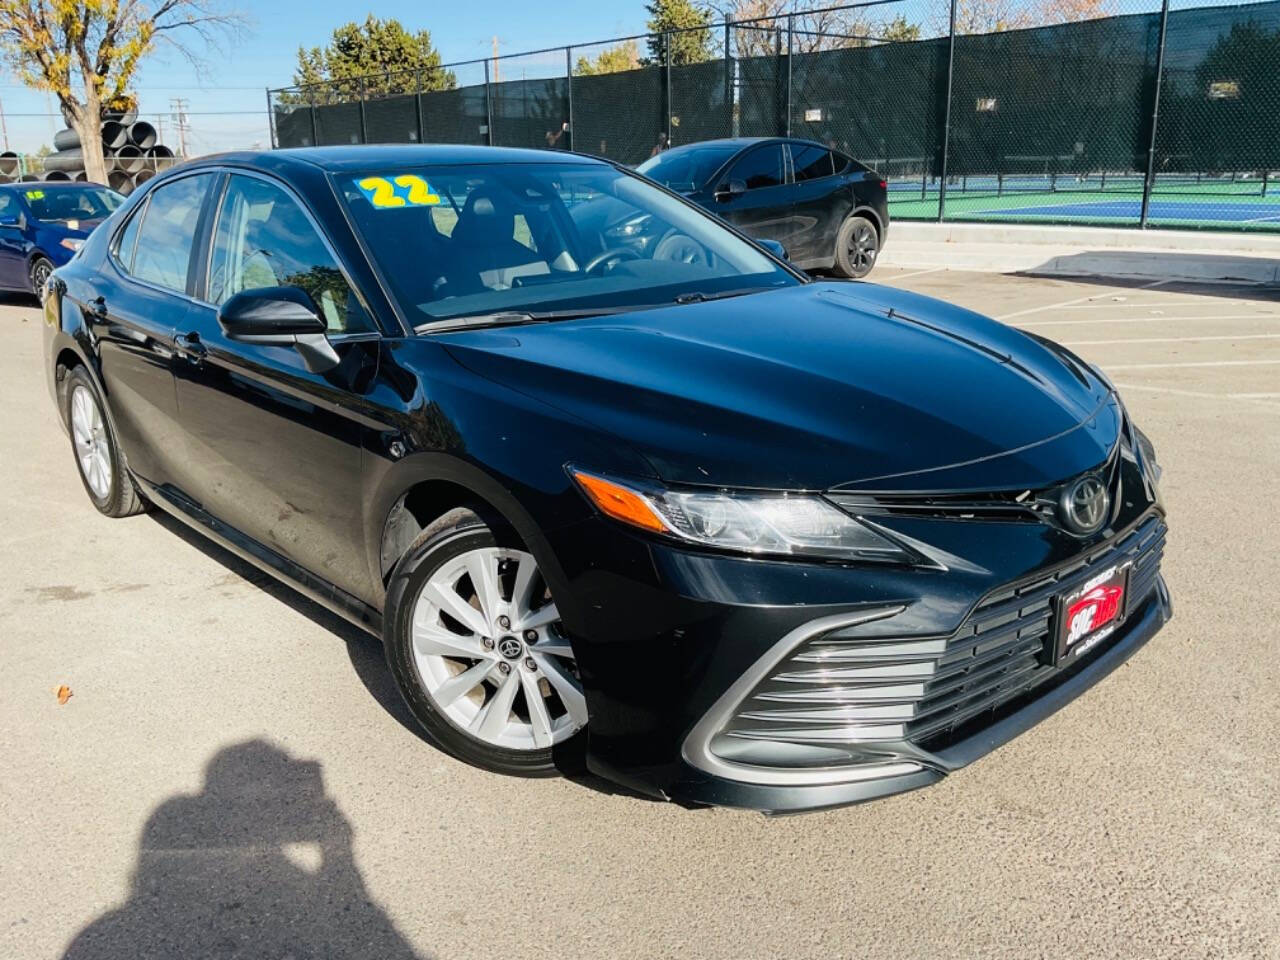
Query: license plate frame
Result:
<box><xmin>1051</xmin><ymin>564</ymin><xmax>1131</xmax><ymax>665</ymax></box>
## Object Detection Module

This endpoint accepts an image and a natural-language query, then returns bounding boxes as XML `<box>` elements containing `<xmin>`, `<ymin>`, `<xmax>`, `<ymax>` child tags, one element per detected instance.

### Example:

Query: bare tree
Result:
<box><xmin>0</xmin><ymin>0</ymin><xmax>242</xmax><ymax>182</ymax></box>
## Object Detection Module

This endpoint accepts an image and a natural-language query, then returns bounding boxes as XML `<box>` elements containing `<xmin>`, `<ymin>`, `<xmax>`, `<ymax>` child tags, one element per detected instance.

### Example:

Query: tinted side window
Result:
<box><xmin>130</xmin><ymin>174</ymin><xmax>213</xmax><ymax>293</ymax></box>
<box><xmin>208</xmin><ymin>175</ymin><xmax>373</xmax><ymax>334</ymax></box>
<box><xmin>792</xmin><ymin>146</ymin><xmax>835</xmax><ymax>182</ymax></box>
<box><xmin>731</xmin><ymin>146</ymin><xmax>785</xmax><ymax>190</ymax></box>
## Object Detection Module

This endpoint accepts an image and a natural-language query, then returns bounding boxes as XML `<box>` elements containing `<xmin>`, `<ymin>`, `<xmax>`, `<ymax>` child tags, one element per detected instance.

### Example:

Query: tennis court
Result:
<box><xmin>887</xmin><ymin>172</ymin><xmax>1280</xmax><ymax>230</ymax></box>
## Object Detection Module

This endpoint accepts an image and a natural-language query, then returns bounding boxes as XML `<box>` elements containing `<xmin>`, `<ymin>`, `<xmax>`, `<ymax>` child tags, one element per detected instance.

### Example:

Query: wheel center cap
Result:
<box><xmin>497</xmin><ymin>636</ymin><xmax>523</xmax><ymax>660</ymax></box>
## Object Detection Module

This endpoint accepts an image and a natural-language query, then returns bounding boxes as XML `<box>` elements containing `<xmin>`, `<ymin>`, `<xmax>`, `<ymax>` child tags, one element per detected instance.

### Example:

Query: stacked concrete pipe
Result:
<box><xmin>41</xmin><ymin>111</ymin><xmax>182</xmax><ymax>193</ymax></box>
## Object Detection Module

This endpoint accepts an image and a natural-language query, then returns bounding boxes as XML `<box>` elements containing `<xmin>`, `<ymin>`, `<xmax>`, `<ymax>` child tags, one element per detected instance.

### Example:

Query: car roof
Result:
<box><xmin>187</xmin><ymin>144</ymin><xmax>605</xmax><ymax>175</ymax></box>
<box><xmin>0</xmin><ymin>181</ymin><xmax>107</xmax><ymax>191</ymax></box>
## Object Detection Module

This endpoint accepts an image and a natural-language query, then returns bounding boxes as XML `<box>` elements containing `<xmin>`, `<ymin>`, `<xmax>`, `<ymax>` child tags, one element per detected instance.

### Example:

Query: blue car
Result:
<box><xmin>0</xmin><ymin>182</ymin><xmax>124</xmax><ymax>298</ymax></box>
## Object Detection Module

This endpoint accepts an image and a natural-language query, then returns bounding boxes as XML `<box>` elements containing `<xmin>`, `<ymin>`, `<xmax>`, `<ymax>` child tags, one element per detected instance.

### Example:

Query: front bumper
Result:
<box><xmin>547</xmin><ymin>498</ymin><xmax>1170</xmax><ymax>814</ymax></box>
<box><xmin>670</xmin><ymin>575</ymin><xmax>1170</xmax><ymax>814</ymax></box>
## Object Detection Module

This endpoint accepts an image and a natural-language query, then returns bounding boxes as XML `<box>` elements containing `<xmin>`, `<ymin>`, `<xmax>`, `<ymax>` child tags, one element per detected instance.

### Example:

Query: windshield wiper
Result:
<box><xmin>672</xmin><ymin>286</ymin><xmax>770</xmax><ymax>305</ymax></box>
<box><xmin>420</xmin><ymin>305</ymin><xmax>637</xmax><ymax>334</ymax></box>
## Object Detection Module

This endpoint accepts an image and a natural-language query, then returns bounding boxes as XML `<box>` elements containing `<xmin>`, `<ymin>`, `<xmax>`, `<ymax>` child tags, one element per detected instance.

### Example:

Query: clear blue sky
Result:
<box><xmin>0</xmin><ymin>0</ymin><xmax>657</xmax><ymax>155</ymax></box>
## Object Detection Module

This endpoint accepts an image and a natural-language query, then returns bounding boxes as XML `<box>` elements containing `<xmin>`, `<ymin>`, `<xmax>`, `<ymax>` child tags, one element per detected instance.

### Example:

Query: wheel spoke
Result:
<box><xmin>463</xmin><ymin>551</ymin><xmax>500</xmax><ymax>631</ymax></box>
<box><xmin>423</xmin><ymin>580</ymin><xmax>490</xmax><ymax>637</ymax></box>
<box><xmin>532</xmin><ymin>651</ymin><xmax>587</xmax><ymax>727</ymax></box>
<box><xmin>517</xmin><ymin>602</ymin><xmax>559</xmax><ymax>633</ymax></box>
<box><xmin>472</xmin><ymin>668</ymin><xmax>520</xmax><ymax>739</ymax></box>
<box><xmin>531</xmin><ymin>635</ymin><xmax>574</xmax><ymax>657</ymax></box>
<box><xmin>433</xmin><ymin>659</ymin><xmax>498</xmax><ymax>708</ymax></box>
<box><xmin>509</xmin><ymin>554</ymin><xmax>539</xmax><ymax>621</ymax></box>
<box><xmin>520</xmin><ymin>668</ymin><xmax>555</xmax><ymax>748</ymax></box>
<box><xmin>413</xmin><ymin>622</ymin><xmax>488</xmax><ymax>660</ymax></box>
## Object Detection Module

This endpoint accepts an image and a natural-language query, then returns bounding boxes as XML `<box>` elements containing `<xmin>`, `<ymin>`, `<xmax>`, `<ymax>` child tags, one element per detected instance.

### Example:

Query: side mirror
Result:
<box><xmin>756</xmin><ymin>238</ymin><xmax>788</xmax><ymax>261</ymax></box>
<box><xmin>216</xmin><ymin>286</ymin><xmax>339</xmax><ymax>373</ymax></box>
<box><xmin>714</xmin><ymin>179</ymin><xmax>747</xmax><ymax>202</ymax></box>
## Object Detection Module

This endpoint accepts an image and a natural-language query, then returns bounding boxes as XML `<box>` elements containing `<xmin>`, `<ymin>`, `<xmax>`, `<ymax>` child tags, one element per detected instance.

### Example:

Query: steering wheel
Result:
<box><xmin>653</xmin><ymin>232</ymin><xmax>708</xmax><ymax>267</ymax></box>
<box><xmin>583</xmin><ymin>246</ymin><xmax>643</xmax><ymax>275</ymax></box>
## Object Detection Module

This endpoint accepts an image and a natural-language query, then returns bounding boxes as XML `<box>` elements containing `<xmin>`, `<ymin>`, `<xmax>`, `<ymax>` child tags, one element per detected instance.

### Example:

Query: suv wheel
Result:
<box><xmin>833</xmin><ymin>215</ymin><xmax>879</xmax><ymax>279</ymax></box>
<box><xmin>64</xmin><ymin>366</ymin><xmax>146</xmax><ymax>517</ymax></box>
<box><xmin>383</xmin><ymin>507</ymin><xmax>587</xmax><ymax>775</ymax></box>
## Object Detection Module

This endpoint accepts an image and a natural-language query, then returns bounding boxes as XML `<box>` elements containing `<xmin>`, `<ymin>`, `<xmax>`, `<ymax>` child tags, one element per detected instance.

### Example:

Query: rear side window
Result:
<box><xmin>208</xmin><ymin>174</ymin><xmax>373</xmax><ymax>334</ymax></box>
<box><xmin>129</xmin><ymin>174</ymin><xmax>214</xmax><ymax>293</ymax></box>
<box><xmin>731</xmin><ymin>145</ymin><xmax>785</xmax><ymax>190</ymax></box>
<box><xmin>113</xmin><ymin>203</ymin><xmax>145</xmax><ymax>272</ymax></box>
<box><xmin>791</xmin><ymin>145</ymin><xmax>835</xmax><ymax>182</ymax></box>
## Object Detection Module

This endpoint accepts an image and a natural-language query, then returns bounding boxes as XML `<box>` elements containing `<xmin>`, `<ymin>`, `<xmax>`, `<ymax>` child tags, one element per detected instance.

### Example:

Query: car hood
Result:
<box><xmin>42</xmin><ymin>218</ymin><xmax>102</xmax><ymax>239</ymax></box>
<box><xmin>441</xmin><ymin>282</ymin><xmax>1120</xmax><ymax>492</ymax></box>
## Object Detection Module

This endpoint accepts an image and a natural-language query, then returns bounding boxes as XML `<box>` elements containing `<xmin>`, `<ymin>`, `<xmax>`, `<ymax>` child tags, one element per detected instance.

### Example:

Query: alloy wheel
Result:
<box><xmin>70</xmin><ymin>384</ymin><xmax>112</xmax><ymax>499</ymax></box>
<box><xmin>31</xmin><ymin>259</ymin><xmax>52</xmax><ymax>300</ymax></box>
<box><xmin>847</xmin><ymin>220</ymin><xmax>878</xmax><ymax>275</ymax></box>
<box><xmin>410</xmin><ymin>546</ymin><xmax>586</xmax><ymax>751</ymax></box>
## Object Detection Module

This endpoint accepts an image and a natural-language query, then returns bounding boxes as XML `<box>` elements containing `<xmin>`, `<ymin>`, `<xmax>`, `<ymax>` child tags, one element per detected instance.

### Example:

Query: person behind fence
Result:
<box><xmin>545</xmin><ymin>122</ymin><xmax>568</xmax><ymax>150</ymax></box>
<box><xmin>650</xmin><ymin>132</ymin><xmax>669</xmax><ymax>157</ymax></box>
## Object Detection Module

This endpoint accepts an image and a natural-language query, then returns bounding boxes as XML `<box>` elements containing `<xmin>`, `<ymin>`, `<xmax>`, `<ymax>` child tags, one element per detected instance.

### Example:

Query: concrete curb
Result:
<box><xmin>880</xmin><ymin>222</ymin><xmax>1280</xmax><ymax>284</ymax></box>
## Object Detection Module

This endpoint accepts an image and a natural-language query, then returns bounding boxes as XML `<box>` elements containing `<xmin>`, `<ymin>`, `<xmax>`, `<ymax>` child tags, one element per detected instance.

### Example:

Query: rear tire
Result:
<box><xmin>383</xmin><ymin>506</ymin><xmax>587</xmax><ymax>776</ymax></box>
<box><xmin>63</xmin><ymin>366</ymin><xmax>146</xmax><ymax>518</ymax></box>
<box><xmin>832</xmin><ymin>215</ymin><xmax>879</xmax><ymax>279</ymax></box>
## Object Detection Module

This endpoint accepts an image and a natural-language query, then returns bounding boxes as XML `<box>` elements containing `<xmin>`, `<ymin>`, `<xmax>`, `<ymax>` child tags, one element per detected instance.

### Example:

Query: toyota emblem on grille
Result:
<box><xmin>1059</xmin><ymin>475</ymin><xmax>1110</xmax><ymax>535</ymax></box>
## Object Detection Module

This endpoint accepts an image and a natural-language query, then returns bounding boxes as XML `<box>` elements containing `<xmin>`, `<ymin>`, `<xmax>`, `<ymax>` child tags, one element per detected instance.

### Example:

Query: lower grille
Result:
<box><xmin>710</xmin><ymin>515</ymin><xmax>1166</xmax><ymax>767</ymax></box>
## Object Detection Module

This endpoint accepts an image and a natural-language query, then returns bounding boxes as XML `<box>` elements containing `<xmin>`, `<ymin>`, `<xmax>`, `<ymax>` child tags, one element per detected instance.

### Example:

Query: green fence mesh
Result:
<box><xmin>268</xmin><ymin>0</ymin><xmax>1280</xmax><ymax>231</ymax></box>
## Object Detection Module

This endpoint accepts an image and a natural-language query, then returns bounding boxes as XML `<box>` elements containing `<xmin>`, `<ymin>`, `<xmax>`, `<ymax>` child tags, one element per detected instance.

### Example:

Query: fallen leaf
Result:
<box><xmin>54</xmin><ymin>685</ymin><xmax>72</xmax><ymax>705</ymax></box>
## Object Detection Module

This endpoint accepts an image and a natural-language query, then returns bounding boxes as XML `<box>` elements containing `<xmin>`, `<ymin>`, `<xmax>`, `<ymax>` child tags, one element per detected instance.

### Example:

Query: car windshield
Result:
<box><xmin>637</xmin><ymin>145</ymin><xmax>738</xmax><ymax>191</ymax></box>
<box><xmin>338</xmin><ymin>162</ymin><xmax>797</xmax><ymax>327</ymax></box>
<box><xmin>24</xmin><ymin>186</ymin><xmax>123</xmax><ymax>223</ymax></box>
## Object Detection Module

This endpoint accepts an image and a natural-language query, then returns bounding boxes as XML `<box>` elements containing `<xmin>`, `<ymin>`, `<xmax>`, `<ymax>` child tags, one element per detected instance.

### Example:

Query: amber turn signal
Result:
<box><xmin>570</xmin><ymin>470</ymin><xmax>667</xmax><ymax>533</ymax></box>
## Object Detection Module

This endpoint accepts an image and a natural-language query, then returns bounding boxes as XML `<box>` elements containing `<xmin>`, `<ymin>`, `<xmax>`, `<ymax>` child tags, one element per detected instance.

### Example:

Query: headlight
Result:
<box><xmin>570</xmin><ymin>469</ymin><xmax>913</xmax><ymax>562</ymax></box>
<box><xmin>60</xmin><ymin>238</ymin><xmax>85</xmax><ymax>252</ymax></box>
<box><xmin>604</xmin><ymin>214</ymin><xmax>652</xmax><ymax>239</ymax></box>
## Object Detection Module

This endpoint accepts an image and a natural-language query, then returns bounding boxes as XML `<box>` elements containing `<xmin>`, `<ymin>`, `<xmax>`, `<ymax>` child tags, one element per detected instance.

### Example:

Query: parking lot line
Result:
<box><xmin>1114</xmin><ymin>382</ymin><xmax>1280</xmax><ymax>411</ymax></box>
<box><xmin>1021</xmin><ymin>314</ymin><xmax>1280</xmax><ymax>327</ymax></box>
<box><xmin>878</xmin><ymin>267</ymin><xmax>946</xmax><ymax>281</ymax></box>
<box><xmin>994</xmin><ymin>280</ymin><xmax>1169</xmax><ymax>320</ymax></box>
<box><xmin>1063</xmin><ymin>333</ymin><xmax>1280</xmax><ymax>346</ymax></box>
<box><xmin>1105</xmin><ymin>359</ymin><xmax>1280</xmax><ymax>369</ymax></box>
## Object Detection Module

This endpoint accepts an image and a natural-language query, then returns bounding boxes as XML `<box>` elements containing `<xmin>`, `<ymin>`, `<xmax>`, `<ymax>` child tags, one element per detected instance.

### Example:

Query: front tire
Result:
<box><xmin>383</xmin><ymin>507</ymin><xmax>587</xmax><ymax>776</ymax></box>
<box><xmin>63</xmin><ymin>366</ymin><xmax>146</xmax><ymax>518</ymax></box>
<box><xmin>832</xmin><ymin>215</ymin><xmax>879</xmax><ymax>279</ymax></box>
<box><xmin>30</xmin><ymin>256</ymin><xmax>54</xmax><ymax>301</ymax></box>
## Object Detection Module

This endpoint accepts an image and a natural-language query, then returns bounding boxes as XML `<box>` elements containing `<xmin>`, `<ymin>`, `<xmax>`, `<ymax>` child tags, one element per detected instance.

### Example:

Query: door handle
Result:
<box><xmin>173</xmin><ymin>331</ymin><xmax>207</xmax><ymax>365</ymax></box>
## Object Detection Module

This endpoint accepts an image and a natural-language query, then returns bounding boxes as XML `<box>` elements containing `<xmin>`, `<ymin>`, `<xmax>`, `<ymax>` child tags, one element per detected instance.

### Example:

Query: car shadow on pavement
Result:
<box><xmin>145</xmin><ymin>511</ymin><xmax>662</xmax><ymax>805</ymax></box>
<box><xmin>61</xmin><ymin>739</ymin><xmax>426</xmax><ymax>959</ymax></box>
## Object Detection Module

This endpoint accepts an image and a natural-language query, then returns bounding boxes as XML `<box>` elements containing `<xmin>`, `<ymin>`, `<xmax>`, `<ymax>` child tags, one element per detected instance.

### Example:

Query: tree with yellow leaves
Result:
<box><xmin>0</xmin><ymin>0</ymin><xmax>241</xmax><ymax>183</ymax></box>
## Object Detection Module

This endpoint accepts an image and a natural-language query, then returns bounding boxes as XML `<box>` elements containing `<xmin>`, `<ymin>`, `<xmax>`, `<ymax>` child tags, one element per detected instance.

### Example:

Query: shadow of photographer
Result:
<box><xmin>63</xmin><ymin>739</ymin><xmax>425</xmax><ymax>959</ymax></box>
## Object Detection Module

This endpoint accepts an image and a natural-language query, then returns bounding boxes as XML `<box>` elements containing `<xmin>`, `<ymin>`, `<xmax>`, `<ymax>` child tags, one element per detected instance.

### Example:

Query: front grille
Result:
<box><xmin>712</xmin><ymin>514</ymin><xmax>1166</xmax><ymax>766</ymax></box>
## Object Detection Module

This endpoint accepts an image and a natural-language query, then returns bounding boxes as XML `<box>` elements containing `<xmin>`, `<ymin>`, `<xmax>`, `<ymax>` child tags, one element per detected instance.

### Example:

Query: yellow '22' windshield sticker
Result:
<box><xmin>25</xmin><ymin>189</ymin><xmax>44</xmax><ymax>200</ymax></box>
<box><xmin>357</xmin><ymin>175</ymin><xmax>440</xmax><ymax>208</ymax></box>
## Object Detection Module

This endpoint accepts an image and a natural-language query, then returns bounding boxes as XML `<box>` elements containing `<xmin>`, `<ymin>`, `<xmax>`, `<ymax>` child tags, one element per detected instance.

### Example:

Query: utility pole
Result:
<box><xmin>169</xmin><ymin>98</ymin><xmax>189</xmax><ymax>157</ymax></box>
<box><xmin>0</xmin><ymin>96</ymin><xmax>9</xmax><ymax>152</ymax></box>
<box><xmin>492</xmin><ymin>36</ymin><xmax>500</xmax><ymax>83</ymax></box>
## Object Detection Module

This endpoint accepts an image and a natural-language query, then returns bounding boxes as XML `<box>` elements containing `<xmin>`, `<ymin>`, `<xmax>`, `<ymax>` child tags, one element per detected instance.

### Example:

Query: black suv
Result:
<box><xmin>638</xmin><ymin>137</ymin><xmax>889</xmax><ymax>278</ymax></box>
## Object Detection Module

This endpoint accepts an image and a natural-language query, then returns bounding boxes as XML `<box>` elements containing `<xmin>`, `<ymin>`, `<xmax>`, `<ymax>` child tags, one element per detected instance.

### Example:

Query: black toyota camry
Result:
<box><xmin>42</xmin><ymin>146</ymin><xmax>1169</xmax><ymax>813</ymax></box>
<box><xmin>637</xmin><ymin>137</ymin><xmax>890</xmax><ymax>278</ymax></box>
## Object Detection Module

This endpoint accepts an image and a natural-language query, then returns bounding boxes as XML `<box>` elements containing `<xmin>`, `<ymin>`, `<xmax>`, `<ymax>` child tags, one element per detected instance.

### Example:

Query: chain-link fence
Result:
<box><xmin>268</xmin><ymin>0</ymin><xmax>1280</xmax><ymax>232</ymax></box>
